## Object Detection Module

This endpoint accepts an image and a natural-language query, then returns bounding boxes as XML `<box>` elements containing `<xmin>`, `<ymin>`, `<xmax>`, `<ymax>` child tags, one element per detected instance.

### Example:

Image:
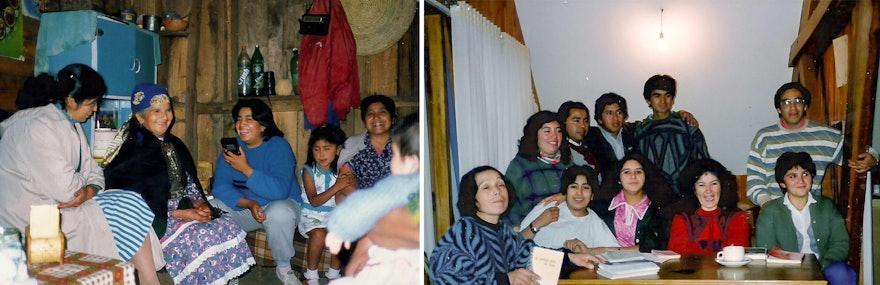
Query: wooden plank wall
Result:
<box><xmin>0</xmin><ymin>0</ymin><xmax>418</xmax><ymax>186</ymax></box>
<box><xmin>789</xmin><ymin>0</ymin><xmax>879</xmax><ymax>273</ymax></box>
<box><xmin>185</xmin><ymin>0</ymin><xmax>419</xmax><ymax>179</ymax></box>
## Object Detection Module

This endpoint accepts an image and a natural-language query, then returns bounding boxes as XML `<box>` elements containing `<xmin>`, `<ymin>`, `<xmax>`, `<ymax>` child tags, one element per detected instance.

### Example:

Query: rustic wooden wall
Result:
<box><xmin>0</xmin><ymin>0</ymin><xmax>418</xmax><ymax>184</ymax></box>
<box><xmin>788</xmin><ymin>0</ymin><xmax>878</xmax><ymax>272</ymax></box>
<box><xmin>182</xmin><ymin>0</ymin><xmax>419</xmax><ymax>179</ymax></box>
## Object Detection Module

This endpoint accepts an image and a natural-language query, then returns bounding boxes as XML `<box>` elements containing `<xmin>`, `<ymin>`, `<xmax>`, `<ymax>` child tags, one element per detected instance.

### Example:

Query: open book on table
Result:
<box><xmin>643</xmin><ymin>250</ymin><xmax>680</xmax><ymax>263</ymax></box>
<box><xmin>767</xmin><ymin>247</ymin><xmax>805</xmax><ymax>264</ymax></box>
<box><xmin>599</xmin><ymin>250</ymin><xmax>645</xmax><ymax>263</ymax></box>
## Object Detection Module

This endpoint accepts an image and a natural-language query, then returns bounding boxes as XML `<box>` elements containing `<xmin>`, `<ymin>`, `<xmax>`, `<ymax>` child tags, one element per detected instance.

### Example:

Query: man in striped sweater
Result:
<box><xmin>746</xmin><ymin>82</ymin><xmax>878</xmax><ymax>206</ymax></box>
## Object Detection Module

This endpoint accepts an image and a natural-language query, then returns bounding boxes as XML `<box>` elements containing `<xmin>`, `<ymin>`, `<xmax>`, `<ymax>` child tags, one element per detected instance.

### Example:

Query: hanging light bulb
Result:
<box><xmin>658</xmin><ymin>8</ymin><xmax>667</xmax><ymax>50</ymax></box>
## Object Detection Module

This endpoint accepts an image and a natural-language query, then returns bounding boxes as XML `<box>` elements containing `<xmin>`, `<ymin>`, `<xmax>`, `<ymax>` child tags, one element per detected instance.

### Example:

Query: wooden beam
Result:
<box><xmin>427</xmin><ymin>14</ymin><xmax>453</xmax><ymax>242</ymax></box>
<box><xmin>789</xmin><ymin>0</ymin><xmax>854</xmax><ymax>67</ymax></box>
<box><xmin>844</xmin><ymin>0</ymin><xmax>878</xmax><ymax>269</ymax></box>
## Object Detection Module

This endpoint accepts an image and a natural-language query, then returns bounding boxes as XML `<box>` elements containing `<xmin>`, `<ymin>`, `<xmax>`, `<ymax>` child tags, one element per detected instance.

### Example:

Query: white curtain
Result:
<box><xmin>450</xmin><ymin>3</ymin><xmax>538</xmax><ymax>219</ymax></box>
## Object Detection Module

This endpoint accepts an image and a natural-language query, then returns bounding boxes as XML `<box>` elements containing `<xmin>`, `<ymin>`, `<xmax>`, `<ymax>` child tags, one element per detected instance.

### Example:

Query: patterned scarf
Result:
<box><xmin>538</xmin><ymin>151</ymin><xmax>561</xmax><ymax>165</ymax></box>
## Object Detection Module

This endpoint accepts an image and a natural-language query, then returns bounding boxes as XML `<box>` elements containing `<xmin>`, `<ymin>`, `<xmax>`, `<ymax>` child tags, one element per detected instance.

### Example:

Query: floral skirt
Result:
<box><xmin>160</xmin><ymin>200</ymin><xmax>255</xmax><ymax>284</ymax></box>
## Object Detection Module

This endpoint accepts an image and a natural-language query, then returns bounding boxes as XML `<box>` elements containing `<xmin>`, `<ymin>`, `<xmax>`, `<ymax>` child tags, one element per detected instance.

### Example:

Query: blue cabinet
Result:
<box><xmin>39</xmin><ymin>12</ymin><xmax>161</xmax><ymax>158</ymax></box>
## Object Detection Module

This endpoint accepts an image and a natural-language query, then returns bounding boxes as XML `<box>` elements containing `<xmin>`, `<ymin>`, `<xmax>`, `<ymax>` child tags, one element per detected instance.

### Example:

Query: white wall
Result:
<box><xmin>515</xmin><ymin>0</ymin><xmax>802</xmax><ymax>174</ymax></box>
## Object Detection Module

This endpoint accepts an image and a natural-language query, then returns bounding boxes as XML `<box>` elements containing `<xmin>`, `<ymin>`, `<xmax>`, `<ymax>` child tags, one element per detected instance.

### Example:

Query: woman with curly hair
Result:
<box><xmin>667</xmin><ymin>158</ymin><xmax>749</xmax><ymax>254</ymax></box>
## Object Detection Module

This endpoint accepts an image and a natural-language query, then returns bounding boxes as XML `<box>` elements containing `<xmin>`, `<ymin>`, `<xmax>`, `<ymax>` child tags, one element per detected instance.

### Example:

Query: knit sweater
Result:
<box><xmin>326</xmin><ymin>174</ymin><xmax>418</xmax><ymax>241</ymax></box>
<box><xmin>668</xmin><ymin>208</ymin><xmax>749</xmax><ymax>254</ymax></box>
<box><xmin>633</xmin><ymin>113</ymin><xmax>710</xmax><ymax>196</ymax></box>
<box><xmin>430</xmin><ymin>216</ymin><xmax>533</xmax><ymax>285</ymax></box>
<box><xmin>504</xmin><ymin>155</ymin><xmax>573</xmax><ymax>226</ymax></box>
<box><xmin>746</xmin><ymin>120</ymin><xmax>842</xmax><ymax>206</ymax></box>
<box><xmin>212</xmin><ymin>136</ymin><xmax>302</xmax><ymax>209</ymax></box>
<box><xmin>755</xmin><ymin>194</ymin><xmax>849</xmax><ymax>268</ymax></box>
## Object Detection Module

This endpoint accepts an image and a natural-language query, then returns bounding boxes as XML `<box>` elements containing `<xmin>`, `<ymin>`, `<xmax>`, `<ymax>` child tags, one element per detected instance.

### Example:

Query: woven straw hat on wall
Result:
<box><xmin>341</xmin><ymin>0</ymin><xmax>416</xmax><ymax>56</ymax></box>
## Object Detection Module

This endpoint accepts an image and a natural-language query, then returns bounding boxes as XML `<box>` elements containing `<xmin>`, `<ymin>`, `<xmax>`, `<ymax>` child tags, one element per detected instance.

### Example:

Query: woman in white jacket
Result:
<box><xmin>0</xmin><ymin>64</ymin><xmax>160</xmax><ymax>284</ymax></box>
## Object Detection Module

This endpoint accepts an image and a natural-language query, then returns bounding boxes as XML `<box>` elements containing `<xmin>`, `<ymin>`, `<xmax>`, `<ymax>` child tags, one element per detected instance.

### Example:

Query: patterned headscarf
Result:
<box><xmin>131</xmin><ymin>83</ymin><xmax>170</xmax><ymax>113</ymax></box>
<box><xmin>103</xmin><ymin>83</ymin><xmax>171</xmax><ymax>165</ymax></box>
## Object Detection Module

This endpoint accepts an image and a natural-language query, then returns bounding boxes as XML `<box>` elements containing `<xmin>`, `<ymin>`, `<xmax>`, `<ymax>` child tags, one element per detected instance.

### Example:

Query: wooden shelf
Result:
<box><xmin>157</xmin><ymin>31</ymin><xmax>189</xmax><ymax>37</ymax></box>
<box><xmin>194</xmin><ymin>95</ymin><xmax>418</xmax><ymax>115</ymax></box>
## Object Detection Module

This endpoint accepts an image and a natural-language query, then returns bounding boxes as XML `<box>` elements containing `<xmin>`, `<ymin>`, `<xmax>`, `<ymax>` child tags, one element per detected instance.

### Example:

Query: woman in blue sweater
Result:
<box><xmin>211</xmin><ymin>99</ymin><xmax>303</xmax><ymax>285</ymax></box>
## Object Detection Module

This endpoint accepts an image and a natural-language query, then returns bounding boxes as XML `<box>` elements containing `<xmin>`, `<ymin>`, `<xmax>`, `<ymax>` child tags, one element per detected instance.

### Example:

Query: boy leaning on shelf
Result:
<box><xmin>754</xmin><ymin>152</ymin><xmax>855</xmax><ymax>285</ymax></box>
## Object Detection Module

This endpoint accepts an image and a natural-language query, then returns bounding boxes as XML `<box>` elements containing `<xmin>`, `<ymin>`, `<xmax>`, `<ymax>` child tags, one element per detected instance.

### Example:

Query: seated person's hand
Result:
<box><xmin>538</xmin><ymin>193</ymin><xmax>564</xmax><ymax>206</ymax></box>
<box><xmin>567</xmin><ymin>253</ymin><xmax>603</xmax><ymax>269</ymax></box>
<box><xmin>533</xmin><ymin>207</ymin><xmax>559</xmax><ymax>229</ymax></box>
<box><xmin>223</xmin><ymin>147</ymin><xmax>254</xmax><ymax>176</ymax></box>
<box><xmin>58</xmin><ymin>185</ymin><xmax>97</xmax><ymax>209</ymax></box>
<box><xmin>346</xmin><ymin>237</ymin><xmax>373</xmax><ymax>276</ymax></box>
<box><xmin>564</xmin><ymin>238</ymin><xmax>588</xmax><ymax>253</ymax></box>
<box><xmin>507</xmin><ymin>268</ymin><xmax>540</xmax><ymax>285</ymax></box>
<box><xmin>248</xmin><ymin>203</ymin><xmax>266</xmax><ymax>223</ymax></box>
<box><xmin>847</xmin><ymin>152</ymin><xmax>878</xmax><ymax>173</ymax></box>
<box><xmin>324</xmin><ymin>232</ymin><xmax>351</xmax><ymax>254</ymax></box>
<box><xmin>174</xmin><ymin>208</ymin><xmax>211</xmax><ymax>222</ymax></box>
<box><xmin>337</xmin><ymin>167</ymin><xmax>359</xmax><ymax>194</ymax></box>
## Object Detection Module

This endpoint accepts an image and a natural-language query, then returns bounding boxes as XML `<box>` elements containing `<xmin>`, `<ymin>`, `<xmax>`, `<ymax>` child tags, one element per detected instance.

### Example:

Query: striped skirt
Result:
<box><xmin>93</xmin><ymin>190</ymin><xmax>155</xmax><ymax>261</ymax></box>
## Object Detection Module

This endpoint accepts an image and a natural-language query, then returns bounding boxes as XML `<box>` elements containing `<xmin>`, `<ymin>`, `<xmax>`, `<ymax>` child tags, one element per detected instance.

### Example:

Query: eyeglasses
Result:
<box><xmin>780</xmin><ymin>97</ymin><xmax>806</xmax><ymax>107</ymax></box>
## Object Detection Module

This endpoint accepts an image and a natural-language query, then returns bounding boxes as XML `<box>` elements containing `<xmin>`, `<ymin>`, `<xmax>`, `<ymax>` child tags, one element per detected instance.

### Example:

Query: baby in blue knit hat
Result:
<box><xmin>324</xmin><ymin>113</ymin><xmax>420</xmax><ymax>284</ymax></box>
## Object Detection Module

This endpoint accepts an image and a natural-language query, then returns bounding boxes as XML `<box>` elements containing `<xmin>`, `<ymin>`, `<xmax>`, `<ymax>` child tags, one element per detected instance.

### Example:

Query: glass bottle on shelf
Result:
<box><xmin>290</xmin><ymin>48</ymin><xmax>299</xmax><ymax>96</ymax></box>
<box><xmin>252</xmin><ymin>45</ymin><xmax>265</xmax><ymax>96</ymax></box>
<box><xmin>237</xmin><ymin>45</ymin><xmax>252</xmax><ymax>97</ymax></box>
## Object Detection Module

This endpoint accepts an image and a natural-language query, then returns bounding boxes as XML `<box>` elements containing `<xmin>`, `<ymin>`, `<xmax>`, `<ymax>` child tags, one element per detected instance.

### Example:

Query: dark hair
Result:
<box><xmin>16</xmin><ymin>63</ymin><xmax>106</xmax><ymax>109</ymax></box>
<box><xmin>559</xmin><ymin>165</ymin><xmax>599</xmax><ymax>195</ymax></box>
<box><xmin>774</xmin><ymin>152</ymin><xmax>817</xmax><ymax>193</ymax></box>
<box><xmin>457</xmin><ymin>166</ymin><xmax>516</xmax><ymax>218</ymax></box>
<box><xmin>643</xmin><ymin>74</ymin><xmax>677</xmax><ymax>100</ymax></box>
<box><xmin>391</xmin><ymin>113</ymin><xmax>419</xmax><ymax>157</ymax></box>
<box><xmin>360</xmin><ymin>94</ymin><xmax>398</xmax><ymax>123</ymax></box>
<box><xmin>231</xmin><ymin>99</ymin><xmax>284</xmax><ymax>140</ymax></box>
<box><xmin>556</xmin><ymin>101</ymin><xmax>590</xmax><ymax>137</ymax></box>
<box><xmin>593</xmin><ymin>92</ymin><xmax>628</xmax><ymax>123</ymax></box>
<box><xmin>773</xmin><ymin>82</ymin><xmax>812</xmax><ymax>112</ymax></box>
<box><xmin>677</xmin><ymin>158</ymin><xmax>739</xmax><ymax>215</ymax></box>
<box><xmin>516</xmin><ymin>110</ymin><xmax>571</xmax><ymax>164</ymax></box>
<box><xmin>597</xmin><ymin>152</ymin><xmax>673</xmax><ymax>208</ymax></box>
<box><xmin>304</xmin><ymin>124</ymin><xmax>347</xmax><ymax>174</ymax></box>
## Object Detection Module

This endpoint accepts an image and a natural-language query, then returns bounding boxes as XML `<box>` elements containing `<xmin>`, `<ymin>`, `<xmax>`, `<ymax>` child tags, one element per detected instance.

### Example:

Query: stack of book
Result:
<box><xmin>647</xmin><ymin>250</ymin><xmax>681</xmax><ymax>263</ymax></box>
<box><xmin>767</xmin><ymin>247</ymin><xmax>805</xmax><ymax>264</ymax></box>
<box><xmin>599</xmin><ymin>250</ymin><xmax>645</xmax><ymax>263</ymax></box>
<box><xmin>597</xmin><ymin>260</ymin><xmax>661</xmax><ymax>279</ymax></box>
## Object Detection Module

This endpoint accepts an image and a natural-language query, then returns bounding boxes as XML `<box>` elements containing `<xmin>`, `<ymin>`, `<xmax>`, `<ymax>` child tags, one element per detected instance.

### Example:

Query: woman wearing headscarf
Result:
<box><xmin>0</xmin><ymin>64</ymin><xmax>159</xmax><ymax>284</ymax></box>
<box><xmin>103</xmin><ymin>83</ymin><xmax>254</xmax><ymax>284</ymax></box>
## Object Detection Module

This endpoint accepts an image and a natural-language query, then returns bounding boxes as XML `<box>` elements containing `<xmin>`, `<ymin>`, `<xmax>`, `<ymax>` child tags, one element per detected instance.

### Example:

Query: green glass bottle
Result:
<box><xmin>290</xmin><ymin>48</ymin><xmax>299</xmax><ymax>96</ymax></box>
<box><xmin>252</xmin><ymin>45</ymin><xmax>265</xmax><ymax>96</ymax></box>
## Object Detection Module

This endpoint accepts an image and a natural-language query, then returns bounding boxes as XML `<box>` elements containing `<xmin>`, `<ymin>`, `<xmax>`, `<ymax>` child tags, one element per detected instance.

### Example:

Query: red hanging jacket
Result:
<box><xmin>298</xmin><ymin>0</ymin><xmax>360</xmax><ymax>127</ymax></box>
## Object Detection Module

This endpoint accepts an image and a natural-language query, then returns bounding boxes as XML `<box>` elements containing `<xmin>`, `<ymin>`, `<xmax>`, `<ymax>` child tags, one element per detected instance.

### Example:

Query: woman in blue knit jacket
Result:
<box><xmin>431</xmin><ymin>166</ymin><xmax>601</xmax><ymax>285</ymax></box>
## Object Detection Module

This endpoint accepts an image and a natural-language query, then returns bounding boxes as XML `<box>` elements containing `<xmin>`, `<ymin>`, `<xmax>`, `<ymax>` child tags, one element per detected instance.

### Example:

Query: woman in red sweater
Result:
<box><xmin>668</xmin><ymin>158</ymin><xmax>749</xmax><ymax>254</ymax></box>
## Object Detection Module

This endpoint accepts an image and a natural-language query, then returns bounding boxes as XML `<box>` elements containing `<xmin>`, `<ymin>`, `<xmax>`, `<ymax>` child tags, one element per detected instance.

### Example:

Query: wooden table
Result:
<box><xmin>560</xmin><ymin>253</ymin><xmax>826</xmax><ymax>284</ymax></box>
